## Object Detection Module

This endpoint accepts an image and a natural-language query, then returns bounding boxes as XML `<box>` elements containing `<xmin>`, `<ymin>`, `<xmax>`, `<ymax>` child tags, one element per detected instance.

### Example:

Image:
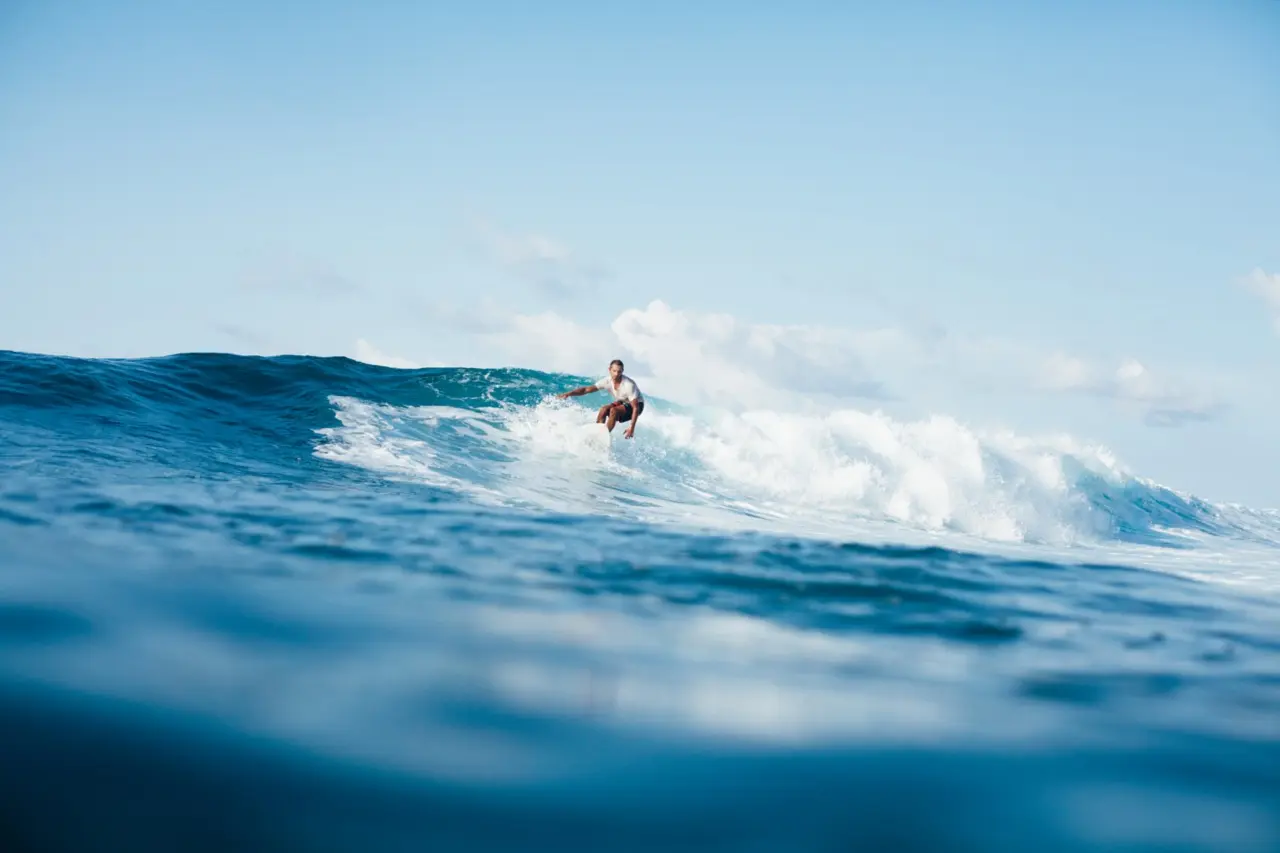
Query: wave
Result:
<box><xmin>3</xmin><ymin>350</ymin><xmax>1277</xmax><ymax>552</ymax></box>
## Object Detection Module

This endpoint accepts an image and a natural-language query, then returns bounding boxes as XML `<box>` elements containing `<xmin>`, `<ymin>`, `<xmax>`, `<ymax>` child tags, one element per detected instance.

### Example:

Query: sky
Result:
<box><xmin>1</xmin><ymin>0</ymin><xmax>1278</xmax><ymax>505</ymax></box>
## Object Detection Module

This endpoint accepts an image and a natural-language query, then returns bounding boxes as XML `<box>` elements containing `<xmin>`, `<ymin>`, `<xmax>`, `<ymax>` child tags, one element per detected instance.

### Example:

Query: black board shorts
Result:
<box><xmin>614</xmin><ymin>400</ymin><xmax>643</xmax><ymax>422</ymax></box>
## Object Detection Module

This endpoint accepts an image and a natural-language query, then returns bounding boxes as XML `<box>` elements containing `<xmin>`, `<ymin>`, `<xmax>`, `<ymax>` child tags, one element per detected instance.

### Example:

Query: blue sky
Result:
<box><xmin>1</xmin><ymin>0</ymin><xmax>1278</xmax><ymax>504</ymax></box>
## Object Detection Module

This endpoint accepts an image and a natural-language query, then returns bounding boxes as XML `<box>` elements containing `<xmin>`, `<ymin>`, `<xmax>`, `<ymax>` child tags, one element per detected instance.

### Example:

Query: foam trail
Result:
<box><xmin>313</xmin><ymin>390</ymin><xmax>1280</xmax><ymax>569</ymax></box>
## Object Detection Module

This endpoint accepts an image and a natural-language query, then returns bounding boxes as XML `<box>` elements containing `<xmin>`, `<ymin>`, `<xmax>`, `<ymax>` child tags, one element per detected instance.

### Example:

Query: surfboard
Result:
<box><xmin>579</xmin><ymin>422</ymin><xmax>612</xmax><ymax>452</ymax></box>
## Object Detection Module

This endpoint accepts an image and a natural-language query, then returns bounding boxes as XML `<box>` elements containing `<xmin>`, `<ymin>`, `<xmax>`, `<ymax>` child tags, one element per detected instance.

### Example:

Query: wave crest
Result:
<box><xmin>2</xmin><ymin>350</ymin><xmax>1273</xmax><ymax>552</ymax></box>
<box><xmin>313</xmin><ymin>382</ymin><xmax>1272</xmax><ymax>549</ymax></box>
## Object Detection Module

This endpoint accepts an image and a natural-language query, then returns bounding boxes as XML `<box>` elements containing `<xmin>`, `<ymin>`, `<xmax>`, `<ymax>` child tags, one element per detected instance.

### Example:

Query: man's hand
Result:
<box><xmin>624</xmin><ymin>399</ymin><xmax>642</xmax><ymax>439</ymax></box>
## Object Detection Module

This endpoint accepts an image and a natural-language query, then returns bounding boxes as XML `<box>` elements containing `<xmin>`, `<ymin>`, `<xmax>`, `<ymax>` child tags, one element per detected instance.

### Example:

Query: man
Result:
<box><xmin>557</xmin><ymin>359</ymin><xmax>646</xmax><ymax>438</ymax></box>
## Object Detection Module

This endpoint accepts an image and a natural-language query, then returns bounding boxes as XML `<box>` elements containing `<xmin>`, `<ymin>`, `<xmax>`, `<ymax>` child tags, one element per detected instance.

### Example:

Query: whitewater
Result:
<box><xmin>314</xmin><ymin>369</ymin><xmax>1280</xmax><ymax>589</ymax></box>
<box><xmin>1</xmin><ymin>348</ymin><xmax>1278</xmax><ymax>852</ymax></box>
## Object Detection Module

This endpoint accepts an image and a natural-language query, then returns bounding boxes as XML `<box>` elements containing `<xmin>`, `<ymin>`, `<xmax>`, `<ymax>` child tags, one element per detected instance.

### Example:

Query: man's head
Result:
<box><xmin>608</xmin><ymin>359</ymin><xmax>624</xmax><ymax>380</ymax></box>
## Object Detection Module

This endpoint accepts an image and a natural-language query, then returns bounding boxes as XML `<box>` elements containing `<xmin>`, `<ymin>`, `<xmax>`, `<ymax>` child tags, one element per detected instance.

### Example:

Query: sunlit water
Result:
<box><xmin>2</xmin><ymin>351</ymin><xmax>1277</xmax><ymax>852</ymax></box>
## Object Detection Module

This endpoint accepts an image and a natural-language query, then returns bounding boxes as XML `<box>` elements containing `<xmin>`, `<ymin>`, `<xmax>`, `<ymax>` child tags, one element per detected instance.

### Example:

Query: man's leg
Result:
<box><xmin>596</xmin><ymin>404</ymin><xmax>611</xmax><ymax>424</ymax></box>
<box><xmin>606</xmin><ymin>402</ymin><xmax>633</xmax><ymax>432</ymax></box>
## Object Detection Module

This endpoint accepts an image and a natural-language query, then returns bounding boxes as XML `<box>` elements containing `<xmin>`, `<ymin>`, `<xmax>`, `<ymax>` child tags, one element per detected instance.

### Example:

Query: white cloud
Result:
<box><xmin>466</xmin><ymin>300</ymin><xmax>1225</xmax><ymax>426</ymax></box>
<box><xmin>1038</xmin><ymin>352</ymin><xmax>1093</xmax><ymax>391</ymax></box>
<box><xmin>1034</xmin><ymin>353</ymin><xmax>1222</xmax><ymax>427</ymax></box>
<box><xmin>469</xmin><ymin>217</ymin><xmax>608</xmax><ymax>298</ymax></box>
<box><xmin>471</xmin><ymin>299</ymin><xmax>900</xmax><ymax>409</ymax></box>
<box><xmin>482</xmin><ymin>311</ymin><xmax>614</xmax><ymax>374</ymax></box>
<box><xmin>352</xmin><ymin>339</ymin><xmax>419</xmax><ymax>370</ymax></box>
<box><xmin>609</xmin><ymin>301</ymin><xmax>895</xmax><ymax>409</ymax></box>
<box><xmin>1242</xmin><ymin>268</ymin><xmax>1280</xmax><ymax>332</ymax></box>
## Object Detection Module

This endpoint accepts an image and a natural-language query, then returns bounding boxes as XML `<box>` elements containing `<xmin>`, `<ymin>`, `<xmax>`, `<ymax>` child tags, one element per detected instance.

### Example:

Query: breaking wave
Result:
<box><xmin>5</xmin><ymin>349</ymin><xmax>1272</xmax><ymax>554</ymax></box>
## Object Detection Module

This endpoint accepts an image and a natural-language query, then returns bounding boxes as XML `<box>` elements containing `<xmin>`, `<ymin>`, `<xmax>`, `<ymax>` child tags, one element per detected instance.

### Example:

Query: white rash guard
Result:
<box><xmin>596</xmin><ymin>374</ymin><xmax>644</xmax><ymax>404</ymax></box>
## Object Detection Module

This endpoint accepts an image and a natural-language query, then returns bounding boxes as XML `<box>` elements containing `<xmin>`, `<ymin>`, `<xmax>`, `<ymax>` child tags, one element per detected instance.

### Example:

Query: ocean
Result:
<box><xmin>1</xmin><ymin>349</ymin><xmax>1277</xmax><ymax>852</ymax></box>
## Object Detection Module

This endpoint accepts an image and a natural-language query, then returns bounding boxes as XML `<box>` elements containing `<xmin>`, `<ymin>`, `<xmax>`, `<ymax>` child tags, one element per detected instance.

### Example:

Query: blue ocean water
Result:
<box><xmin>1</xmin><ymin>349</ymin><xmax>1278</xmax><ymax>852</ymax></box>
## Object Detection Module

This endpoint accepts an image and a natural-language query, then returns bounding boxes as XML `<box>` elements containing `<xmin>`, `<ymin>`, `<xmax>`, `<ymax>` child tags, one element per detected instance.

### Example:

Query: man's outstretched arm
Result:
<box><xmin>557</xmin><ymin>384</ymin><xmax>599</xmax><ymax>399</ymax></box>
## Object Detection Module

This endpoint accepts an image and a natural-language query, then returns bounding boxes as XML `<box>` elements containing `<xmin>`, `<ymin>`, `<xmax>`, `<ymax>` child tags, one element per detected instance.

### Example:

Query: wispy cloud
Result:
<box><xmin>1242</xmin><ymin>268</ymin><xmax>1280</xmax><ymax>332</ymax></box>
<box><xmin>352</xmin><ymin>339</ymin><xmax>419</xmax><ymax>369</ymax></box>
<box><xmin>240</xmin><ymin>252</ymin><xmax>363</xmax><ymax>297</ymax></box>
<box><xmin>214</xmin><ymin>323</ymin><xmax>269</xmax><ymax>349</ymax></box>
<box><xmin>468</xmin><ymin>216</ymin><xmax>609</xmax><ymax>298</ymax></box>
<box><xmin>425</xmin><ymin>298</ymin><xmax>513</xmax><ymax>335</ymax></box>
<box><xmin>1035</xmin><ymin>353</ymin><xmax>1225</xmax><ymax>427</ymax></box>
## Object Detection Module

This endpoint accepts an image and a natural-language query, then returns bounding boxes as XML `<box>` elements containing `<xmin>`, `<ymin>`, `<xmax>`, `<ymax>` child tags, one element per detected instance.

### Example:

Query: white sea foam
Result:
<box><xmin>311</xmin><ymin>373</ymin><xmax>1280</xmax><ymax>594</ymax></box>
<box><xmin>320</xmin><ymin>394</ymin><xmax>1211</xmax><ymax>531</ymax></box>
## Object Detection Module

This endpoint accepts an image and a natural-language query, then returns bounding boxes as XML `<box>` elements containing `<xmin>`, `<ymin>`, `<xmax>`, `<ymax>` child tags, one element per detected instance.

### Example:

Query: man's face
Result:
<box><xmin>609</xmin><ymin>363</ymin><xmax>623</xmax><ymax>381</ymax></box>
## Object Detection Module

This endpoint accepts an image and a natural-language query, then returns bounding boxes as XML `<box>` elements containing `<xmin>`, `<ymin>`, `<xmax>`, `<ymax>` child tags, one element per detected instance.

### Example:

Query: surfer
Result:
<box><xmin>556</xmin><ymin>359</ymin><xmax>645</xmax><ymax>438</ymax></box>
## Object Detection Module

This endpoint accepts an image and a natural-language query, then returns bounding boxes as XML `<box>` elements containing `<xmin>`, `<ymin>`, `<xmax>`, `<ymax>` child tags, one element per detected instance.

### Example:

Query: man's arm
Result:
<box><xmin>557</xmin><ymin>384</ymin><xmax>599</xmax><ymax>399</ymax></box>
<box><xmin>624</xmin><ymin>399</ymin><xmax>643</xmax><ymax>438</ymax></box>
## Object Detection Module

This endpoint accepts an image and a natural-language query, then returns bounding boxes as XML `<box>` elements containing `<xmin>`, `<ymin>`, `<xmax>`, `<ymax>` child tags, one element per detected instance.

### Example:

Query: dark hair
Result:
<box><xmin>609</xmin><ymin>359</ymin><xmax>624</xmax><ymax>370</ymax></box>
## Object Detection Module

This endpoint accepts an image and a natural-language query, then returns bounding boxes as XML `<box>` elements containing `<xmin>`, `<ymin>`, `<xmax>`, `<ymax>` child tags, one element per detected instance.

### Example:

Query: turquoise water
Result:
<box><xmin>1</xmin><ymin>350</ymin><xmax>1278</xmax><ymax>852</ymax></box>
